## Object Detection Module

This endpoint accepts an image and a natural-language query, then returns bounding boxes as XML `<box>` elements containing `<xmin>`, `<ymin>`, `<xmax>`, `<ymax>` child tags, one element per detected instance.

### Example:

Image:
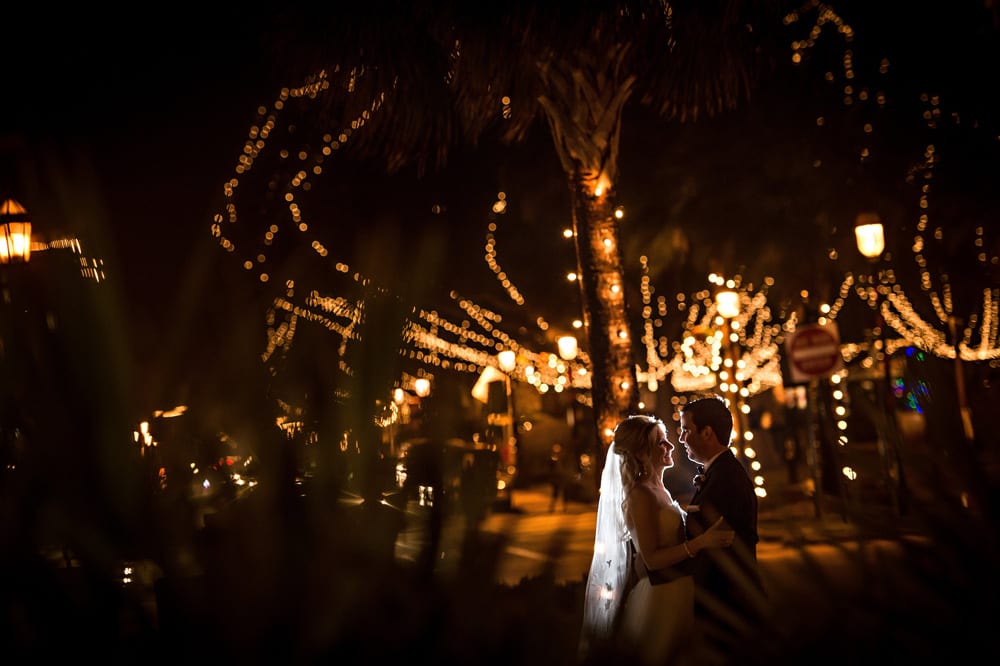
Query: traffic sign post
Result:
<box><xmin>785</xmin><ymin>323</ymin><xmax>843</xmax><ymax>384</ymax></box>
<box><xmin>784</xmin><ymin>322</ymin><xmax>844</xmax><ymax>519</ymax></box>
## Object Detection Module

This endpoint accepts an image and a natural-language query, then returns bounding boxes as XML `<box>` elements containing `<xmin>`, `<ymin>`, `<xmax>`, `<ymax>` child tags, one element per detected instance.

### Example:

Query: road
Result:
<box><xmin>393</xmin><ymin>483</ymin><xmax>912</xmax><ymax>589</ymax></box>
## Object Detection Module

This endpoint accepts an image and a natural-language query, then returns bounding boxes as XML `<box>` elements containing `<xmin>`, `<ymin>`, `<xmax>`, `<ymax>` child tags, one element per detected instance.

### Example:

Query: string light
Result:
<box><xmin>787</xmin><ymin>1</ymin><xmax>1000</xmax><ymax>367</ymax></box>
<box><xmin>209</xmin><ymin>12</ymin><xmax>997</xmax><ymax>481</ymax></box>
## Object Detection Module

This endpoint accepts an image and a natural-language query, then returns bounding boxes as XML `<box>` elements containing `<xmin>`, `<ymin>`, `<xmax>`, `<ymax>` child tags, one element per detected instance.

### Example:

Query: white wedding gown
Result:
<box><xmin>620</xmin><ymin>499</ymin><xmax>695</xmax><ymax>664</ymax></box>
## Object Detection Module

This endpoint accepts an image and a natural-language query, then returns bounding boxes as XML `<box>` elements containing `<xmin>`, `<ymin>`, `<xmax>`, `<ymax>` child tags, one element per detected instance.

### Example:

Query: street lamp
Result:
<box><xmin>497</xmin><ymin>349</ymin><xmax>516</xmax><ymax>373</ymax></box>
<box><xmin>0</xmin><ymin>198</ymin><xmax>32</xmax><ymax>264</ymax></box>
<box><xmin>715</xmin><ymin>289</ymin><xmax>745</xmax><ymax>454</ymax></box>
<box><xmin>854</xmin><ymin>212</ymin><xmax>906</xmax><ymax>514</ymax></box>
<box><xmin>557</xmin><ymin>335</ymin><xmax>578</xmax><ymax>361</ymax></box>
<box><xmin>947</xmin><ymin>315</ymin><xmax>975</xmax><ymax>446</ymax></box>
<box><xmin>854</xmin><ymin>213</ymin><xmax>885</xmax><ymax>260</ymax></box>
<box><xmin>0</xmin><ymin>197</ymin><xmax>34</xmax><ymax>489</ymax></box>
<box><xmin>496</xmin><ymin>349</ymin><xmax>518</xmax><ymax>474</ymax></box>
<box><xmin>556</xmin><ymin>331</ymin><xmax>584</xmax><ymax>452</ymax></box>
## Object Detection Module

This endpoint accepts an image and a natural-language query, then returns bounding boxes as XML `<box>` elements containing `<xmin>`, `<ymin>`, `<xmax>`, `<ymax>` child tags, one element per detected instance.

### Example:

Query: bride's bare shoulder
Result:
<box><xmin>624</xmin><ymin>484</ymin><xmax>659</xmax><ymax>512</ymax></box>
<box><xmin>625</xmin><ymin>483</ymin><xmax>656</xmax><ymax>499</ymax></box>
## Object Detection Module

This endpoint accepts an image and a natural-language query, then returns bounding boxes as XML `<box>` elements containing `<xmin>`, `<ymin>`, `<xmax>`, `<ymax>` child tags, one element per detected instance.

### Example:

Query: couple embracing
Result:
<box><xmin>580</xmin><ymin>395</ymin><xmax>766</xmax><ymax>664</ymax></box>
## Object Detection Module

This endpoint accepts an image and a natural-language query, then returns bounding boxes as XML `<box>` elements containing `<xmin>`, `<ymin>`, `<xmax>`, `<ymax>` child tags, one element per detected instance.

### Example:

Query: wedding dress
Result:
<box><xmin>619</xmin><ymin>497</ymin><xmax>695</xmax><ymax>665</ymax></box>
<box><xmin>580</xmin><ymin>445</ymin><xmax>694</xmax><ymax>662</ymax></box>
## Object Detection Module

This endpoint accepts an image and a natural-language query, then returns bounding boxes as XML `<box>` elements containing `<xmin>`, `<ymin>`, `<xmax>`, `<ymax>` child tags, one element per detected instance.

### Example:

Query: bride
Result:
<box><xmin>580</xmin><ymin>415</ymin><xmax>734</xmax><ymax>664</ymax></box>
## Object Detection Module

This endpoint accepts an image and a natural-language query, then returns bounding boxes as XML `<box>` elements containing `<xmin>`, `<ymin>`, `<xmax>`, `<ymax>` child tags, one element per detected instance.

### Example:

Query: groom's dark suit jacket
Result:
<box><xmin>683</xmin><ymin>449</ymin><xmax>764</xmax><ymax>627</ymax></box>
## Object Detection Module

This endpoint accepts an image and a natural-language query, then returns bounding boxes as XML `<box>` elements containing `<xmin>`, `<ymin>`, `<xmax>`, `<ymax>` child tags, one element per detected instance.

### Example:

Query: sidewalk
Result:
<box><xmin>756</xmin><ymin>483</ymin><xmax>906</xmax><ymax>549</ymax></box>
<box><xmin>506</xmin><ymin>478</ymin><xmax>916</xmax><ymax>548</ymax></box>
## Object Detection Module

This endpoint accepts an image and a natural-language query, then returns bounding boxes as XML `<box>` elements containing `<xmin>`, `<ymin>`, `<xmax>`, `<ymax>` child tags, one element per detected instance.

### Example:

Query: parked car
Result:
<box><xmin>393</xmin><ymin>437</ymin><xmax>514</xmax><ymax>516</ymax></box>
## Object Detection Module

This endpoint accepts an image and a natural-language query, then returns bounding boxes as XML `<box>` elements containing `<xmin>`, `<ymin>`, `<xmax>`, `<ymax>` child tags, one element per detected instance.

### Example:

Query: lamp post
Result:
<box><xmin>0</xmin><ymin>198</ymin><xmax>33</xmax><ymax>372</ymax></box>
<box><xmin>0</xmin><ymin>198</ymin><xmax>32</xmax><ymax>488</ymax></box>
<box><xmin>947</xmin><ymin>315</ymin><xmax>975</xmax><ymax>446</ymax></box>
<box><xmin>855</xmin><ymin>212</ymin><xmax>906</xmax><ymax>515</ymax></box>
<box><xmin>497</xmin><ymin>350</ymin><xmax>518</xmax><ymax>471</ymax></box>
<box><xmin>715</xmin><ymin>289</ymin><xmax>745</xmax><ymax>454</ymax></box>
<box><xmin>556</xmin><ymin>331</ymin><xmax>580</xmax><ymax>432</ymax></box>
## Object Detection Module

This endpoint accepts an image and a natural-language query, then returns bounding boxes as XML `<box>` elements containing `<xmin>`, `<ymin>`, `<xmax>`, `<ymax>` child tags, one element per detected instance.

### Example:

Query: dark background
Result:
<box><xmin>1</xmin><ymin>3</ymin><xmax>997</xmax><ymax>414</ymax></box>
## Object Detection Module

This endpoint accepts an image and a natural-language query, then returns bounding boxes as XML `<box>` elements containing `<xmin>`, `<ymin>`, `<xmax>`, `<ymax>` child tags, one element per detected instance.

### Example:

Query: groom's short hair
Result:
<box><xmin>682</xmin><ymin>395</ymin><xmax>733</xmax><ymax>446</ymax></box>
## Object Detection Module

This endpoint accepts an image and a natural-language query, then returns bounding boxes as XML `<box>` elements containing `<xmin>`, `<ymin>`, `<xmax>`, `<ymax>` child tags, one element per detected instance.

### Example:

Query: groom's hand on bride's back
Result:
<box><xmin>706</xmin><ymin>516</ymin><xmax>736</xmax><ymax>548</ymax></box>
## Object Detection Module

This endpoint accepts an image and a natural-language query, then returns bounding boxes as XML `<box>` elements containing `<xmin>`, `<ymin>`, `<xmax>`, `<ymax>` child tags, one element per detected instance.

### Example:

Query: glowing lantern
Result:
<box><xmin>854</xmin><ymin>212</ymin><xmax>885</xmax><ymax>259</ymax></box>
<box><xmin>557</xmin><ymin>335</ymin><xmax>578</xmax><ymax>361</ymax></box>
<box><xmin>0</xmin><ymin>198</ymin><xmax>31</xmax><ymax>264</ymax></box>
<box><xmin>497</xmin><ymin>350</ymin><xmax>516</xmax><ymax>373</ymax></box>
<box><xmin>715</xmin><ymin>290</ymin><xmax>740</xmax><ymax>320</ymax></box>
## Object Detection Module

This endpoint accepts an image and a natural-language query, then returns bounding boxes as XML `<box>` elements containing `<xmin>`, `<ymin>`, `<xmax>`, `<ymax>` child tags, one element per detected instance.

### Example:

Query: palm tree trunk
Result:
<box><xmin>569</xmin><ymin>174</ymin><xmax>639</xmax><ymax>483</ymax></box>
<box><xmin>535</xmin><ymin>42</ymin><xmax>640</xmax><ymax>482</ymax></box>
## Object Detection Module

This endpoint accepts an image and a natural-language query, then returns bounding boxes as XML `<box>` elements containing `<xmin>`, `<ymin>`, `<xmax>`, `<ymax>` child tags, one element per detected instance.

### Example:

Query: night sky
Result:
<box><xmin>2</xmin><ymin>5</ymin><xmax>998</xmax><ymax>412</ymax></box>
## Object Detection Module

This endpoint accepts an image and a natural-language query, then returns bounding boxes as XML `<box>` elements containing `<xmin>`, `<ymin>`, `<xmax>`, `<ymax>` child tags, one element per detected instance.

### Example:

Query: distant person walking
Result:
<box><xmin>548</xmin><ymin>443</ymin><xmax>570</xmax><ymax>512</ymax></box>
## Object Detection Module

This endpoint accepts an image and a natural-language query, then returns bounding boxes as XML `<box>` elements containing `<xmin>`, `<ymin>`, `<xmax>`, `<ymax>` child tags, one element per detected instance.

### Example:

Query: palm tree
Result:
<box><xmin>265</xmin><ymin>1</ymin><xmax>781</xmax><ymax>474</ymax></box>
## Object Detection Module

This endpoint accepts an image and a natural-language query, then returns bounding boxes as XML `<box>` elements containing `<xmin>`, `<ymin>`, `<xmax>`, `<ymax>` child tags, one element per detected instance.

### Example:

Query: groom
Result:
<box><xmin>679</xmin><ymin>395</ymin><xmax>765</xmax><ymax>646</ymax></box>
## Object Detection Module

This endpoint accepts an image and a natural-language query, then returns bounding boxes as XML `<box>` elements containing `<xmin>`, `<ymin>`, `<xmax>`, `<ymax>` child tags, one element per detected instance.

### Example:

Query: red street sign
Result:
<box><xmin>786</xmin><ymin>323</ymin><xmax>843</xmax><ymax>382</ymax></box>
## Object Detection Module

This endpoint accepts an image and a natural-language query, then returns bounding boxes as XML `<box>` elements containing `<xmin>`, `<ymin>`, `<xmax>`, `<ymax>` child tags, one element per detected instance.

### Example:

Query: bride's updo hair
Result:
<box><xmin>612</xmin><ymin>414</ymin><xmax>664</xmax><ymax>496</ymax></box>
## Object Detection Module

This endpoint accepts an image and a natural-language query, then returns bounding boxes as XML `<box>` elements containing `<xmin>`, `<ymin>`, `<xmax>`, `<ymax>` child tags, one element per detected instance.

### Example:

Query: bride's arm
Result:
<box><xmin>629</xmin><ymin>492</ymin><xmax>734</xmax><ymax>572</ymax></box>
